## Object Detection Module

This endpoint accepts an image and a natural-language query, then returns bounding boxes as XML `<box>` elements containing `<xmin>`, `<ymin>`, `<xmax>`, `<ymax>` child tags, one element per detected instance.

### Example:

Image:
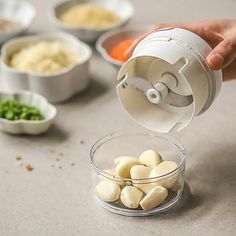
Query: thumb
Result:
<box><xmin>207</xmin><ymin>39</ymin><xmax>236</xmax><ymax>70</ymax></box>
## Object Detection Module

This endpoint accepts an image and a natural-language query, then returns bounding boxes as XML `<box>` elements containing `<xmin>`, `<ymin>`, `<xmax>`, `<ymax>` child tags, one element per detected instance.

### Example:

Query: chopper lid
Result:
<box><xmin>116</xmin><ymin>28</ymin><xmax>222</xmax><ymax>133</ymax></box>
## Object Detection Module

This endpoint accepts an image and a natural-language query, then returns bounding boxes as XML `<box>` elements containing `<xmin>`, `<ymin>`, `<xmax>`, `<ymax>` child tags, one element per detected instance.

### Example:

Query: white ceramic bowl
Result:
<box><xmin>96</xmin><ymin>25</ymin><xmax>152</xmax><ymax>69</ymax></box>
<box><xmin>0</xmin><ymin>32</ymin><xmax>92</xmax><ymax>103</ymax></box>
<box><xmin>0</xmin><ymin>90</ymin><xmax>57</xmax><ymax>135</ymax></box>
<box><xmin>51</xmin><ymin>0</ymin><xmax>134</xmax><ymax>43</ymax></box>
<box><xmin>0</xmin><ymin>0</ymin><xmax>36</xmax><ymax>44</ymax></box>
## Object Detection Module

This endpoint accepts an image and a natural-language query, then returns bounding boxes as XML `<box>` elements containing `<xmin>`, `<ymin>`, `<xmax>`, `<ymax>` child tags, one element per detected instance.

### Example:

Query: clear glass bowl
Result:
<box><xmin>90</xmin><ymin>132</ymin><xmax>187</xmax><ymax>216</ymax></box>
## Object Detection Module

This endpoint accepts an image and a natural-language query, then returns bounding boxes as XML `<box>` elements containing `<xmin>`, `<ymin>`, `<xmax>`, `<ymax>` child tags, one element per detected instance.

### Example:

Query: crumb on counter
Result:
<box><xmin>25</xmin><ymin>164</ymin><xmax>33</xmax><ymax>171</ymax></box>
<box><xmin>16</xmin><ymin>156</ymin><xmax>22</xmax><ymax>161</ymax></box>
<box><xmin>58</xmin><ymin>166</ymin><xmax>63</xmax><ymax>169</ymax></box>
<box><xmin>70</xmin><ymin>162</ymin><xmax>76</xmax><ymax>166</ymax></box>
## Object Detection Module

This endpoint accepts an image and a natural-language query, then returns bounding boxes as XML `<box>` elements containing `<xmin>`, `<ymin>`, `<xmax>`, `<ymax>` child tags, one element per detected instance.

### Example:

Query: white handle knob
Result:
<box><xmin>146</xmin><ymin>83</ymin><xmax>168</xmax><ymax>104</ymax></box>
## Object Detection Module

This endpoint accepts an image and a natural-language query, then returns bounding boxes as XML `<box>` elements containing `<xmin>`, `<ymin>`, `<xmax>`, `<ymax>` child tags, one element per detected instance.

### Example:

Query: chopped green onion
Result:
<box><xmin>0</xmin><ymin>100</ymin><xmax>44</xmax><ymax>121</ymax></box>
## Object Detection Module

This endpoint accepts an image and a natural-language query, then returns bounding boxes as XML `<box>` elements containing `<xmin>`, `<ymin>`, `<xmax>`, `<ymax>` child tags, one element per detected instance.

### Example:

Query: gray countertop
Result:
<box><xmin>0</xmin><ymin>0</ymin><xmax>236</xmax><ymax>235</ymax></box>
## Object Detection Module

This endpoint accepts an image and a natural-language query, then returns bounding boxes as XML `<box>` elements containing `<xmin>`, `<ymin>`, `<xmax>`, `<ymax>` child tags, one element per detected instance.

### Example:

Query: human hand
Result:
<box><xmin>126</xmin><ymin>19</ymin><xmax>236</xmax><ymax>81</ymax></box>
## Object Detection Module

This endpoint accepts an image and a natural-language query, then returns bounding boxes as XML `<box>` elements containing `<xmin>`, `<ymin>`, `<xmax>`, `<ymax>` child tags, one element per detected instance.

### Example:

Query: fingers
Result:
<box><xmin>126</xmin><ymin>20</ymin><xmax>236</xmax><ymax>75</ymax></box>
<box><xmin>207</xmin><ymin>39</ymin><xmax>236</xmax><ymax>70</ymax></box>
<box><xmin>125</xmin><ymin>22</ymin><xmax>205</xmax><ymax>59</ymax></box>
<box><xmin>222</xmin><ymin>58</ymin><xmax>236</xmax><ymax>81</ymax></box>
<box><xmin>157</xmin><ymin>21</ymin><xmax>236</xmax><ymax>71</ymax></box>
<box><xmin>154</xmin><ymin>22</ymin><xmax>205</xmax><ymax>37</ymax></box>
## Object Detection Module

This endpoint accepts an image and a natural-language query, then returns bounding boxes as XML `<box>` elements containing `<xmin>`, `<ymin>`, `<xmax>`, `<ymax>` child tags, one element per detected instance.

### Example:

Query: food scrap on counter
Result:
<box><xmin>59</xmin><ymin>3</ymin><xmax>121</xmax><ymax>29</ymax></box>
<box><xmin>25</xmin><ymin>164</ymin><xmax>34</xmax><ymax>172</ymax></box>
<box><xmin>79</xmin><ymin>139</ymin><xmax>84</xmax><ymax>144</ymax></box>
<box><xmin>16</xmin><ymin>156</ymin><xmax>22</xmax><ymax>161</ymax></box>
<box><xmin>77</xmin><ymin>138</ymin><xmax>85</xmax><ymax>144</ymax></box>
<box><xmin>9</xmin><ymin>41</ymin><xmax>80</xmax><ymax>74</ymax></box>
<box><xmin>0</xmin><ymin>100</ymin><xmax>44</xmax><ymax>121</ymax></box>
<box><xmin>110</xmin><ymin>39</ymin><xmax>134</xmax><ymax>62</ymax></box>
<box><xmin>14</xmin><ymin>151</ymin><xmax>77</xmax><ymax>171</ymax></box>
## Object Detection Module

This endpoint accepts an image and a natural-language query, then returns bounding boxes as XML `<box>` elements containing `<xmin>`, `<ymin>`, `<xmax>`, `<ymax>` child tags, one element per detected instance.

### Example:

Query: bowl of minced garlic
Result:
<box><xmin>60</xmin><ymin>4</ymin><xmax>121</xmax><ymax>29</ymax></box>
<box><xmin>1</xmin><ymin>32</ymin><xmax>92</xmax><ymax>103</ymax></box>
<box><xmin>9</xmin><ymin>40</ymin><xmax>79</xmax><ymax>74</ymax></box>
<box><xmin>52</xmin><ymin>0</ymin><xmax>134</xmax><ymax>43</ymax></box>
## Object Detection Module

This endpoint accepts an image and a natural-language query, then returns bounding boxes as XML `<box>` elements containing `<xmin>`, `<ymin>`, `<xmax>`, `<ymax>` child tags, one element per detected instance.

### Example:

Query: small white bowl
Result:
<box><xmin>0</xmin><ymin>90</ymin><xmax>57</xmax><ymax>135</ymax></box>
<box><xmin>0</xmin><ymin>0</ymin><xmax>36</xmax><ymax>44</ymax></box>
<box><xmin>96</xmin><ymin>25</ymin><xmax>152</xmax><ymax>69</ymax></box>
<box><xmin>51</xmin><ymin>0</ymin><xmax>134</xmax><ymax>43</ymax></box>
<box><xmin>0</xmin><ymin>32</ymin><xmax>92</xmax><ymax>103</ymax></box>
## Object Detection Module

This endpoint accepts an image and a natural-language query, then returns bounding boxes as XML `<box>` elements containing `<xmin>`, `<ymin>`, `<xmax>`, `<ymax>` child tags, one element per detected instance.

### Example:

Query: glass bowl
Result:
<box><xmin>90</xmin><ymin>132</ymin><xmax>187</xmax><ymax>216</ymax></box>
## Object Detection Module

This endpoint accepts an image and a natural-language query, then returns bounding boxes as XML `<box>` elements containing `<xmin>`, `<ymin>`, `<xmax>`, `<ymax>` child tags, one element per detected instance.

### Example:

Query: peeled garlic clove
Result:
<box><xmin>114</xmin><ymin>156</ymin><xmax>139</xmax><ymax>165</ymax></box>
<box><xmin>130</xmin><ymin>165</ymin><xmax>152</xmax><ymax>179</ymax></box>
<box><xmin>115</xmin><ymin>160</ymin><xmax>141</xmax><ymax>178</ymax></box>
<box><xmin>150</xmin><ymin>161</ymin><xmax>178</xmax><ymax>176</ymax></box>
<box><xmin>102</xmin><ymin>169</ymin><xmax>123</xmax><ymax>186</ymax></box>
<box><xmin>136</xmin><ymin>184</ymin><xmax>154</xmax><ymax>195</ymax></box>
<box><xmin>139</xmin><ymin>150</ymin><xmax>162</xmax><ymax>168</ymax></box>
<box><xmin>120</xmin><ymin>186</ymin><xmax>144</xmax><ymax>209</ymax></box>
<box><xmin>170</xmin><ymin>175</ymin><xmax>184</xmax><ymax>191</ymax></box>
<box><xmin>95</xmin><ymin>180</ymin><xmax>121</xmax><ymax>202</ymax></box>
<box><xmin>140</xmin><ymin>186</ymin><xmax>168</xmax><ymax>210</ymax></box>
<box><xmin>130</xmin><ymin>165</ymin><xmax>154</xmax><ymax>194</ymax></box>
<box><xmin>149</xmin><ymin>161</ymin><xmax>179</xmax><ymax>189</ymax></box>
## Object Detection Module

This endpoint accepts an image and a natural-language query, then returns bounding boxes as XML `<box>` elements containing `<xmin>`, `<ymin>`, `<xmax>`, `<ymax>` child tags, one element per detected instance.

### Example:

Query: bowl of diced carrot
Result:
<box><xmin>96</xmin><ymin>25</ymin><xmax>152</xmax><ymax>68</ymax></box>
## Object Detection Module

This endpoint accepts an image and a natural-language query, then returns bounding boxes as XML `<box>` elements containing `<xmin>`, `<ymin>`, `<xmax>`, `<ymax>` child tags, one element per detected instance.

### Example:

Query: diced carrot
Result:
<box><xmin>109</xmin><ymin>39</ymin><xmax>134</xmax><ymax>62</ymax></box>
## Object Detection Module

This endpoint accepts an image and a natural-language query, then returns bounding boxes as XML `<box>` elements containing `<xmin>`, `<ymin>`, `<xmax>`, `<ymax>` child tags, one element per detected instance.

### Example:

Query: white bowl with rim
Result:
<box><xmin>0</xmin><ymin>32</ymin><xmax>92</xmax><ymax>103</ymax></box>
<box><xmin>0</xmin><ymin>90</ymin><xmax>57</xmax><ymax>135</ymax></box>
<box><xmin>51</xmin><ymin>0</ymin><xmax>134</xmax><ymax>43</ymax></box>
<box><xmin>0</xmin><ymin>0</ymin><xmax>36</xmax><ymax>44</ymax></box>
<box><xmin>96</xmin><ymin>25</ymin><xmax>152</xmax><ymax>69</ymax></box>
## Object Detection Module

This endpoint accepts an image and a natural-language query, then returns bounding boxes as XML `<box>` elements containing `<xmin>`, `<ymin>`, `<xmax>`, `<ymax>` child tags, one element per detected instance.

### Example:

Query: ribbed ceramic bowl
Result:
<box><xmin>51</xmin><ymin>0</ymin><xmax>134</xmax><ymax>43</ymax></box>
<box><xmin>96</xmin><ymin>25</ymin><xmax>152</xmax><ymax>69</ymax></box>
<box><xmin>90</xmin><ymin>132</ymin><xmax>187</xmax><ymax>216</ymax></box>
<box><xmin>0</xmin><ymin>90</ymin><xmax>57</xmax><ymax>135</ymax></box>
<box><xmin>0</xmin><ymin>0</ymin><xmax>36</xmax><ymax>44</ymax></box>
<box><xmin>1</xmin><ymin>32</ymin><xmax>92</xmax><ymax>103</ymax></box>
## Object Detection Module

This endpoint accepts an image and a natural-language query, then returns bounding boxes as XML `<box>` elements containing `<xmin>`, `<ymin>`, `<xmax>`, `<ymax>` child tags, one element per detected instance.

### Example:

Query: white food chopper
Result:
<box><xmin>117</xmin><ymin>28</ymin><xmax>222</xmax><ymax>133</ymax></box>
